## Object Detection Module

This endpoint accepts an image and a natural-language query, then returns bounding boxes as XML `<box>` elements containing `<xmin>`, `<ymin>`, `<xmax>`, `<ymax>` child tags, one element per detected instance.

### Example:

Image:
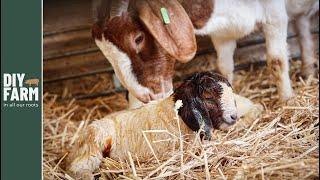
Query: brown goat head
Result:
<box><xmin>174</xmin><ymin>72</ymin><xmax>238</xmax><ymax>140</ymax></box>
<box><xmin>92</xmin><ymin>0</ymin><xmax>196</xmax><ymax>103</ymax></box>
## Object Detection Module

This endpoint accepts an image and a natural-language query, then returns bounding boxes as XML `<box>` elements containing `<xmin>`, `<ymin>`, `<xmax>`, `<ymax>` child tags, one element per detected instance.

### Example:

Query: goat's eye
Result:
<box><xmin>135</xmin><ymin>34</ymin><xmax>144</xmax><ymax>45</ymax></box>
<box><xmin>205</xmin><ymin>98</ymin><xmax>219</xmax><ymax>108</ymax></box>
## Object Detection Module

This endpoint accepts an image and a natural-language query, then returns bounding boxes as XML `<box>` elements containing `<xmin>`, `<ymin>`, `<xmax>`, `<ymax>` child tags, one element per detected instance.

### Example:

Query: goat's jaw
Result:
<box><xmin>128</xmin><ymin>87</ymin><xmax>173</xmax><ymax>109</ymax></box>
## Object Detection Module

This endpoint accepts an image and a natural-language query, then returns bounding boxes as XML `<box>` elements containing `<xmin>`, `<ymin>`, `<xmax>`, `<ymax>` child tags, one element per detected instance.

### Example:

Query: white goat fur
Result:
<box><xmin>203</xmin><ymin>0</ymin><xmax>318</xmax><ymax>98</ymax></box>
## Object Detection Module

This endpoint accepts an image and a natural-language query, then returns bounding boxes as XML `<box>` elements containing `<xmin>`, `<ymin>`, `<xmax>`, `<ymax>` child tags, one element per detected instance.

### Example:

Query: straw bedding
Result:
<box><xmin>43</xmin><ymin>60</ymin><xmax>319</xmax><ymax>179</ymax></box>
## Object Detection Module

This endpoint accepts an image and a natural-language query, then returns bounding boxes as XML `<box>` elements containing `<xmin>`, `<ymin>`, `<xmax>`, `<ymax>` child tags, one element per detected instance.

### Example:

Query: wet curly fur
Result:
<box><xmin>174</xmin><ymin>72</ymin><xmax>232</xmax><ymax>140</ymax></box>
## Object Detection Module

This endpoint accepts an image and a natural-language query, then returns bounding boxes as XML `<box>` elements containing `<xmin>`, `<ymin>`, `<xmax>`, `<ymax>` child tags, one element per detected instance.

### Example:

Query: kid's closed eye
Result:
<box><xmin>205</xmin><ymin>98</ymin><xmax>217</xmax><ymax>104</ymax></box>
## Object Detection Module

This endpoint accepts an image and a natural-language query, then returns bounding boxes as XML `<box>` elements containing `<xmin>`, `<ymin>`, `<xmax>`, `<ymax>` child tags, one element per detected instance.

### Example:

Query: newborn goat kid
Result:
<box><xmin>66</xmin><ymin>72</ymin><xmax>243</xmax><ymax>179</ymax></box>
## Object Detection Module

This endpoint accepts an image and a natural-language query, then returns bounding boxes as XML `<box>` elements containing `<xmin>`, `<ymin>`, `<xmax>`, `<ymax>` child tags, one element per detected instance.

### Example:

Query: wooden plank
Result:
<box><xmin>44</xmin><ymin>29</ymin><xmax>95</xmax><ymax>59</ymax></box>
<box><xmin>44</xmin><ymin>0</ymin><xmax>93</xmax><ymax>34</ymax></box>
<box><xmin>44</xmin><ymin>51</ymin><xmax>109</xmax><ymax>81</ymax></box>
<box><xmin>44</xmin><ymin>34</ymin><xmax>319</xmax><ymax>85</ymax></box>
<box><xmin>43</xmin><ymin>72</ymin><xmax>116</xmax><ymax>98</ymax></box>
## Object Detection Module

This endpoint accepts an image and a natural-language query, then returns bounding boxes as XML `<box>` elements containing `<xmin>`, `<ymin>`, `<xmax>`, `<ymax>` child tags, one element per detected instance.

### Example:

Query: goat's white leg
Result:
<box><xmin>263</xmin><ymin>18</ymin><xmax>294</xmax><ymax>100</ymax></box>
<box><xmin>211</xmin><ymin>37</ymin><xmax>236</xmax><ymax>83</ymax></box>
<box><xmin>296</xmin><ymin>16</ymin><xmax>318</xmax><ymax>77</ymax></box>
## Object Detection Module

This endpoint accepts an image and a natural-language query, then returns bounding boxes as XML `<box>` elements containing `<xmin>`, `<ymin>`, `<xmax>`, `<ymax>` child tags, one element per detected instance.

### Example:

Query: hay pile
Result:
<box><xmin>43</xmin><ymin>61</ymin><xmax>319</xmax><ymax>179</ymax></box>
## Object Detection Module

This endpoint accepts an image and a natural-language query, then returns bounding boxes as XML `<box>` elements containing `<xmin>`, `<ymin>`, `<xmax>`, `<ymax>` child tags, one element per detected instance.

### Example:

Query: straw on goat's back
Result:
<box><xmin>66</xmin><ymin>97</ymin><xmax>193</xmax><ymax>179</ymax></box>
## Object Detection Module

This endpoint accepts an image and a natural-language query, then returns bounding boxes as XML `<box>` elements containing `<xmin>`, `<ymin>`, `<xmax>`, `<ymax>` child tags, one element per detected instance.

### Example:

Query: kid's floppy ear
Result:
<box><xmin>189</xmin><ymin>97</ymin><xmax>213</xmax><ymax>140</ymax></box>
<box><xmin>136</xmin><ymin>0</ymin><xmax>197</xmax><ymax>63</ymax></box>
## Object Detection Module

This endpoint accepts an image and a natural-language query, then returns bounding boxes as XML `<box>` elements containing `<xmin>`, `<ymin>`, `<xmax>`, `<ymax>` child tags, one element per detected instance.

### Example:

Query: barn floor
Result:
<box><xmin>43</xmin><ymin>61</ymin><xmax>319</xmax><ymax>179</ymax></box>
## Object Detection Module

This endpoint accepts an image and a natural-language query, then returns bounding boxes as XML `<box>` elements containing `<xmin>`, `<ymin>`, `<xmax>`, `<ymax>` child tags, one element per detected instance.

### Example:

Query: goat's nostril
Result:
<box><xmin>231</xmin><ymin>114</ymin><xmax>237</xmax><ymax>121</ymax></box>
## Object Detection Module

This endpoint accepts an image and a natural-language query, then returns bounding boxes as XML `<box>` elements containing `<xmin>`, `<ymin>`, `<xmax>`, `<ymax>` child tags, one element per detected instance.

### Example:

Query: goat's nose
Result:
<box><xmin>230</xmin><ymin>114</ymin><xmax>238</xmax><ymax>121</ymax></box>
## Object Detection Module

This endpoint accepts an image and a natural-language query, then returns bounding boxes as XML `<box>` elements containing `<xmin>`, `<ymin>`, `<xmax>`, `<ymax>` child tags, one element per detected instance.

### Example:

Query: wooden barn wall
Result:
<box><xmin>43</xmin><ymin>0</ymin><xmax>319</xmax><ymax>100</ymax></box>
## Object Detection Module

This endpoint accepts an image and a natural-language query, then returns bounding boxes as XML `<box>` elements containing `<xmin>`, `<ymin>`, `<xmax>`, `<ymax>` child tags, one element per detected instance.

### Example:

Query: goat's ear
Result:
<box><xmin>136</xmin><ymin>0</ymin><xmax>197</xmax><ymax>63</ymax></box>
<box><xmin>191</xmin><ymin>97</ymin><xmax>213</xmax><ymax>140</ymax></box>
<box><xmin>92</xmin><ymin>0</ymin><xmax>112</xmax><ymax>23</ymax></box>
<box><xmin>178</xmin><ymin>96</ymin><xmax>213</xmax><ymax>140</ymax></box>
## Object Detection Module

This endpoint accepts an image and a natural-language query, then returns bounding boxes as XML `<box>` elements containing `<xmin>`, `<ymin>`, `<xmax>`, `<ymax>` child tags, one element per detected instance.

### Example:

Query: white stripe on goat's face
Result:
<box><xmin>219</xmin><ymin>82</ymin><xmax>238</xmax><ymax>125</ymax></box>
<box><xmin>95</xmin><ymin>37</ymin><xmax>154</xmax><ymax>103</ymax></box>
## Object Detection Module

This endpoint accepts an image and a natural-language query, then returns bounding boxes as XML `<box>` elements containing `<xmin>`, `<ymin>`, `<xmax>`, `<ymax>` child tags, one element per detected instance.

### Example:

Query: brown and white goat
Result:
<box><xmin>66</xmin><ymin>72</ymin><xmax>258</xmax><ymax>179</ymax></box>
<box><xmin>92</xmin><ymin>0</ymin><xmax>318</xmax><ymax>108</ymax></box>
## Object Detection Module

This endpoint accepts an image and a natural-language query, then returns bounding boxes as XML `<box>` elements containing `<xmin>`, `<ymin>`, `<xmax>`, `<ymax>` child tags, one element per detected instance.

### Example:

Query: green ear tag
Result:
<box><xmin>160</xmin><ymin>7</ymin><xmax>170</xmax><ymax>24</ymax></box>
